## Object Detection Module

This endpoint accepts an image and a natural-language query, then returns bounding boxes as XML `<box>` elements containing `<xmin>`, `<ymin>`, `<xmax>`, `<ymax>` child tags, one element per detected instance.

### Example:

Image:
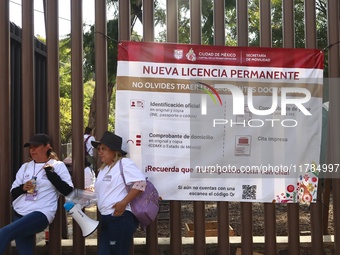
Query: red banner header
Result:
<box><xmin>118</xmin><ymin>41</ymin><xmax>324</xmax><ymax>69</ymax></box>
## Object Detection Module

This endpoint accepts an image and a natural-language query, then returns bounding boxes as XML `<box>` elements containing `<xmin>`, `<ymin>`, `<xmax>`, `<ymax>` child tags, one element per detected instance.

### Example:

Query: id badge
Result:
<box><xmin>25</xmin><ymin>190</ymin><xmax>38</xmax><ymax>201</ymax></box>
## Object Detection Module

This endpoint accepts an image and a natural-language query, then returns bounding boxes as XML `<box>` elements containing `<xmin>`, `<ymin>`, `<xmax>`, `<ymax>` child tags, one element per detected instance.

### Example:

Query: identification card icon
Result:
<box><xmin>235</xmin><ymin>135</ymin><xmax>252</xmax><ymax>156</ymax></box>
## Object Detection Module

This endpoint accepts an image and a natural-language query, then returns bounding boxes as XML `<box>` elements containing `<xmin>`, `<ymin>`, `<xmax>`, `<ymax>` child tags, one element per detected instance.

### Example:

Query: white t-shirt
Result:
<box><xmin>11</xmin><ymin>159</ymin><xmax>74</xmax><ymax>223</ymax></box>
<box><xmin>94</xmin><ymin>158</ymin><xmax>146</xmax><ymax>215</ymax></box>
<box><xmin>84</xmin><ymin>134</ymin><xmax>95</xmax><ymax>157</ymax></box>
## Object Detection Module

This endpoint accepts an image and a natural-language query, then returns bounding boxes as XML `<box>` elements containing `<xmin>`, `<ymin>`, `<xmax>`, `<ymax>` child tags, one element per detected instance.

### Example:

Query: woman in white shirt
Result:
<box><xmin>92</xmin><ymin>131</ymin><xmax>146</xmax><ymax>255</ymax></box>
<box><xmin>0</xmin><ymin>133</ymin><xmax>74</xmax><ymax>254</ymax></box>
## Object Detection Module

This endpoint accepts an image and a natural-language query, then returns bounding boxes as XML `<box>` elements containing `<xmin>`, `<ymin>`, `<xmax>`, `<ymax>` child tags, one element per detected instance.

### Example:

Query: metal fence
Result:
<box><xmin>1</xmin><ymin>0</ymin><xmax>340</xmax><ymax>255</ymax></box>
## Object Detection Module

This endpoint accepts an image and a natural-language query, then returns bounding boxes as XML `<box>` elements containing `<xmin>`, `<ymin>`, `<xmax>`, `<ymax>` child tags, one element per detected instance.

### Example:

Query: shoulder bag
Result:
<box><xmin>119</xmin><ymin>160</ymin><xmax>160</xmax><ymax>230</ymax></box>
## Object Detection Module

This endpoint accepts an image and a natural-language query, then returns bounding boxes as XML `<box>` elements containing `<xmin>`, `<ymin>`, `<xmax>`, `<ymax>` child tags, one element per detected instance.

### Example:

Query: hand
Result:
<box><xmin>23</xmin><ymin>180</ymin><xmax>34</xmax><ymax>192</ymax></box>
<box><xmin>112</xmin><ymin>200</ymin><xmax>128</xmax><ymax>216</ymax></box>
<box><xmin>44</xmin><ymin>164</ymin><xmax>54</xmax><ymax>172</ymax></box>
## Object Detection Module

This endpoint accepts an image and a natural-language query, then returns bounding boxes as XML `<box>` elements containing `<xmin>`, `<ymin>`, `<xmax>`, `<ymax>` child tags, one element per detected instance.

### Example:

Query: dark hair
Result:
<box><xmin>85</xmin><ymin>127</ymin><xmax>93</xmax><ymax>134</ymax></box>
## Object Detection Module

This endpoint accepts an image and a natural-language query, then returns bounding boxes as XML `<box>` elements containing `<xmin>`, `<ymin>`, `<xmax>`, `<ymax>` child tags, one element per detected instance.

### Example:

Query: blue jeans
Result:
<box><xmin>98</xmin><ymin>211</ymin><xmax>139</xmax><ymax>255</ymax></box>
<box><xmin>0</xmin><ymin>211</ymin><xmax>49</xmax><ymax>255</ymax></box>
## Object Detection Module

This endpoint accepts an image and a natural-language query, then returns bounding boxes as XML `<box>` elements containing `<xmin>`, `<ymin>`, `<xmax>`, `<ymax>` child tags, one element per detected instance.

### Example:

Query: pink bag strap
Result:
<box><xmin>119</xmin><ymin>160</ymin><xmax>130</xmax><ymax>193</ymax></box>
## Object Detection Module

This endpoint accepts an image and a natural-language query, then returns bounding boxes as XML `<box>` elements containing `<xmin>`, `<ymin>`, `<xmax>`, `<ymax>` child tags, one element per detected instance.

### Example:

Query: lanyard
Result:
<box><xmin>23</xmin><ymin>159</ymin><xmax>52</xmax><ymax>179</ymax></box>
<box><xmin>33</xmin><ymin>162</ymin><xmax>49</xmax><ymax>177</ymax></box>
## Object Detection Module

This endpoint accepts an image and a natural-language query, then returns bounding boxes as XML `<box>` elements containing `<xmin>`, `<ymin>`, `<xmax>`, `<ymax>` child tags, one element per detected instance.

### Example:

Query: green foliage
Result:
<box><xmin>84</xmin><ymin>80</ymin><xmax>95</xmax><ymax>108</ymax></box>
<box><xmin>246</xmin><ymin>0</ymin><xmax>327</xmax><ymax>50</ymax></box>
<box><xmin>225</xmin><ymin>3</ymin><xmax>237</xmax><ymax>46</ymax></box>
<box><xmin>59</xmin><ymin>38</ymin><xmax>72</xmax><ymax>143</ymax></box>
<box><xmin>59</xmin><ymin>98</ymin><xmax>72</xmax><ymax>143</ymax></box>
<box><xmin>107</xmin><ymin>20</ymin><xmax>119</xmax><ymax>82</ymax></box>
<box><xmin>83</xmin><ymin>80</ymin><xmax>94</xmax><ymax>128</ymax></box>
<box><xmin>83</xmin><ymin>26</ymin><xmax>95</xmax><ymax>82</ymax></box>
<box><xmin>59</xmin><ymin>39</ymin><xmax>71</xmax><ymax>98</ymax></box>
<box><xmin>201</xmin><ymin>0</ymin><xmax>214</xmax><ymax>45</ymax></box>
<box><xmin>294</xmin><ymin>0</ymin><xmax>306</xmax><ymax>48</ymax></box>
<box><xmin>58</xmin><ymin>37</ymin><xmax>96</xmax><ymax>143</ymax></box>
<box><xmin>149</xmin><ymin>0</ymin><xmax>238</xmax><ymax>45</ymax></box>
<box><xmin>83</xmin><ymin>19</ymin><xmax>119</xmax><ymax>84</ymax></box>
<box><xmin>108</xmin><ymin>87</ymin><xmax>116</xmax><ymax>132</ymax></box>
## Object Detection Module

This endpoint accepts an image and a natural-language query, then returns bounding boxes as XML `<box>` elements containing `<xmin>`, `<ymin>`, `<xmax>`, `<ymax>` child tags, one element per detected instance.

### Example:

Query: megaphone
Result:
<box><xmin>64</xmin><ymin>201</ymin><xmax>99</xmax><ymax>237</ymax></box>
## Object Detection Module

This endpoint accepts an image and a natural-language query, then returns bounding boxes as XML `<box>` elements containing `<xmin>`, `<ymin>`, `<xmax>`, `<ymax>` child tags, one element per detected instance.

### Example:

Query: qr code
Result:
<box><xmin>242</xmin><ymin>185</ymin><xmax>257</xmax><ymax>200</ymax></box>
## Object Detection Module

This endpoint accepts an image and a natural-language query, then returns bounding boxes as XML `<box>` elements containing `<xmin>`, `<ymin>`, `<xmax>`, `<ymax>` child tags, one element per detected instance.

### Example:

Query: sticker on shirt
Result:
<box><xmin>24</xmin><ymin>174</ymin><xmax>31</xmax><ymax>180</ymax></box>
<box><xmin>103</xmin><ymin>175</ymin><xmax>112</xmax><ymax>182</ymax></box>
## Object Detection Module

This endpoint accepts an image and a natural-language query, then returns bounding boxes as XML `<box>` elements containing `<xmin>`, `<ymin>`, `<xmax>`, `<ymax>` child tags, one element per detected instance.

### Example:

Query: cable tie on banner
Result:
<box><xmin>322</xmin><ymin>40</ymin><xmax>340</xmax><ymax>52</ymax></box>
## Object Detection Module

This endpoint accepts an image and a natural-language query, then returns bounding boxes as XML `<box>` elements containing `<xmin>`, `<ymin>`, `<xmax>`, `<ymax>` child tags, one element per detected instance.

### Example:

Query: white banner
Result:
<box><xmin>116</xmin><ymin>41</ymin><xmax>324</xmax><ymax>203</ymax></box>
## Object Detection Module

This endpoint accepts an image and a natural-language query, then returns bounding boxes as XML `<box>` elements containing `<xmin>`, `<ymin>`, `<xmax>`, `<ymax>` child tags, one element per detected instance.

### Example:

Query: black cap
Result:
<box><xmin>24</xmin><ymin>133</ymin><xmax>50</xmax><ymax>147</ymax></box>
<box><xmin>92</xmin><ymin>131</ymin><xmax>127</xmax><ymax>155</ymax></box>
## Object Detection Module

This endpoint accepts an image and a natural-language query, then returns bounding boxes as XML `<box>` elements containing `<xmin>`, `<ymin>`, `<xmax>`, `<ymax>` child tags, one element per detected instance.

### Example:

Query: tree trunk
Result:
<box><xmin>88</xmin><ymin>81</ymin><xmax>115</xmax><ymax>131</ymax></box>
